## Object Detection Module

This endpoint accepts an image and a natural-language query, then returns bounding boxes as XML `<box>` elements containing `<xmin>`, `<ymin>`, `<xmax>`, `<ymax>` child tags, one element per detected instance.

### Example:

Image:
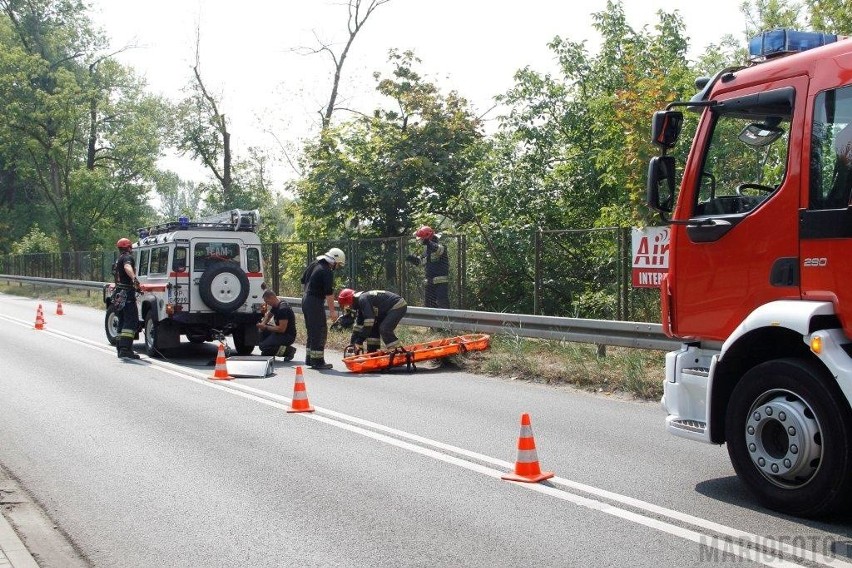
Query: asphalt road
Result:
<box><xmin>0</xmin><ymin>293</ymin><xmax>850</xmax><ymax>567</ymax></box>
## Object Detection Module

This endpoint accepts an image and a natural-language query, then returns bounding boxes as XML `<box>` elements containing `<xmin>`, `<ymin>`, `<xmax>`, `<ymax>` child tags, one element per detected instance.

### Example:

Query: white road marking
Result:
<box><xmin>1</xmin><ymin>311</ymin><xmax>847</xmax><ymax>567</ymax></box>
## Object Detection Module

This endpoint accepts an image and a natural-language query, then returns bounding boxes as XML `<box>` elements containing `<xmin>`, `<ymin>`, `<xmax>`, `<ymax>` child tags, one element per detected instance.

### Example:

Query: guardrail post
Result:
<box><xmin>271</xmin><ymin>242</ymin><xmax>281</xmax><ymax>294</ymax></box>
<box><xmin>621</xmin><ymin>227</ymin><xmax>630</xmax><ymax>321</ymax></box>
<box><xmin>534</xmin><ymin>228</ymin><xmax>541</xmax><ymax>315</ymax></box>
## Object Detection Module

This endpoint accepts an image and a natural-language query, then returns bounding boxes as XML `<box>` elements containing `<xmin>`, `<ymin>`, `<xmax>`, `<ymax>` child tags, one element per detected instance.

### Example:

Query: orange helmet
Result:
<box><xmin>116</xmin><ymin>238</ymin><xmax>132</xmax><ymax>250</ymax></box>
<box><xmin>338</xmin><ymin>288</ymin><xmax>355</xmax><ymax>307</ymax></box>
<box><xmin>414</xmin><ymin>226</ymin><xmax>434</xmax><ymax>240</ymax></box>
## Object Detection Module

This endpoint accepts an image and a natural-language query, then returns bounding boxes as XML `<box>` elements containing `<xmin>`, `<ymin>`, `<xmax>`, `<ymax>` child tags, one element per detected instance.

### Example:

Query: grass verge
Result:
<box><xmin>0</xmin><ymin>280</ymin><xmax>665</xmax><ymax>400</ymax></box>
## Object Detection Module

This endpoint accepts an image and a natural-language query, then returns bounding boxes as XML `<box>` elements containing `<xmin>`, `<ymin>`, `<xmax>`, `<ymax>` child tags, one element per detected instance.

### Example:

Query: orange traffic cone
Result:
<box><xmin>287</xmin><ymin>366</ymin><xmax>315</xmax><ymax>413</ymax></box>
<box><xmin>210</xmin><ymin>343</ymin><xmax>231</xmax><ymax>380</ymax></box>
<box><xmin>56</xmin><ymin>298</ymin><xmax>64</xmax><ymax>315</ymax></box>
<box><xmin>502</xmin><ymin>413</ymin><xmax>554</xmax><ymax>483</ymax></box>
<box><xmin>34</xmin><ymin>304</ymin><xmax>45</xmax><ymax>330</ymax></box>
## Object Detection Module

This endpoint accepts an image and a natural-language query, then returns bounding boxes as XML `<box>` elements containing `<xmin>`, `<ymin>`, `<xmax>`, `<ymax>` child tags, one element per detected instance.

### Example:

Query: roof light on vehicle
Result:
<box><xmin>179</xmin><ymin>215</ymin><xmax>189</xmax><ymax>229</ymax></box>
<box><xmin>748</xmin><ymin>29</ymin><xmax>838</xmax><ymax>61</ymax></box>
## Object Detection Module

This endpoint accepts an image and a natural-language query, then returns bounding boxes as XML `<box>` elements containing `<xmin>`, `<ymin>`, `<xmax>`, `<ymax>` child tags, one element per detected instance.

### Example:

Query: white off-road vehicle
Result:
<box><xmin>103</xmin><ymin>209</ymin><xmax>266</xmax><ymax>356</ymax></box>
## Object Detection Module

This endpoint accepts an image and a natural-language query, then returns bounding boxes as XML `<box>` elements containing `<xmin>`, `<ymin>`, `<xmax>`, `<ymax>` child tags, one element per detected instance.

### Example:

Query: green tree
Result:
<box><xmin>11</xmin><ymin>225</ymin><xmax>58</xmax><ymax>254</ymax></box>
<box><xmin>741</xmin><ymin>0</ymin><xmax>852</xmax><ymax>35</ymax></box>
<box><xmin>806</xmin><ymin>0</ymin><xmax>852</xmax><ymax>33</ymax></box>
<box><xmin>154</xmin><ymin>170</ymin><xmax>204</xmax><ymax>222</ymax></box>
<box><xmin>297</xmin><ymin>49</ymin><xmax>483</xmax><ymax>240</ymax></box>
<box><xmin>461</xmin><ymin>1</ymin><xmax>695</xmax><ymax>314</ymax></box>
<box><xmin>0</xmin><ymin>0</ymin><xmax>167</xmax><ymax>251</ymax></box>
<box><xmin>171</xmin><ymin>32</ymin><xmax>273</xmax><ymax>218</ymax></box>
<box><xmin>741</xmin><ymin>0</ymin><xmax>801</xmax><ymax>35</ymax></box>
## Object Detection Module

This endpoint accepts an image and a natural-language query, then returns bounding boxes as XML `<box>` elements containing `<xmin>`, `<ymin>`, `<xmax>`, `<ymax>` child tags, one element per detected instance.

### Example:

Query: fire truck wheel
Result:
<box><xmin>725</xmin><ymin>358</ymin><xmax>852</xmax><ymax>517</ymax></box>
<box><xmin>198</xmin><ymin>263</ymin><xmax>250</xmax><ymax>314</ymax></box>
<box><xmin>104</xmin><ymin>306</ymin><xmax>119</xmax><ymax>346</ymax></box>
<box><xmin>144</xmin><ymin>312</ymin><xmax>161</xmax><ymax>357</ymax></box>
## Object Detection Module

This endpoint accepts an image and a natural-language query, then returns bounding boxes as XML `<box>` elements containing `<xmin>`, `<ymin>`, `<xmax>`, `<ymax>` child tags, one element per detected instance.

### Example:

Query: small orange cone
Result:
<box><xmin>34</xmin><ymin>304</ymin><xmax>45</xmax><ymax>330</ymax></box>
<box><xmin>287</xmin><ymin>366</ymin><xmax>315</xmax><ymax>413</ymax></box>
<box><xmin>56</xmin><ymin>298</ymin><xmax>64</xmax><ymax>315</ymax></box>
<box><xmin>210</xmin><ymin>343</ymin><xmax>231</xmax><ymax>380</ymax></box>
<box><xmin>502</xmin><ymin>413</ymin><xmax>554</xmax><ymax>483</ymax></box>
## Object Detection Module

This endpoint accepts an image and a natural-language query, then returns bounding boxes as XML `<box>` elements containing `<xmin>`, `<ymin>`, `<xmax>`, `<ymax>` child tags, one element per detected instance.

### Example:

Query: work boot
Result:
<box><xmin>277</xmin><ymin>345</ymin><xmax>296</xmax><ymax>361</ymax></box>
<box><xmin>118</xmin><ymin>347</ymin><xmax>141</xmax><ymax>360</ymax></box>
<box><xmin>309</xmin><ymin>358</ymin><xmax>332</xmax><ymax>370</ymax></box>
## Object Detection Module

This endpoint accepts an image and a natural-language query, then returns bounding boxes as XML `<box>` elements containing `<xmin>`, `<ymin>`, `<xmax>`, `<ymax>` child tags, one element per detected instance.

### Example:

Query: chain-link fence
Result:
<box><xmin>0</xmin><ymin>228</ymin><xmax>661</xmax><ymax>321</ymax></box>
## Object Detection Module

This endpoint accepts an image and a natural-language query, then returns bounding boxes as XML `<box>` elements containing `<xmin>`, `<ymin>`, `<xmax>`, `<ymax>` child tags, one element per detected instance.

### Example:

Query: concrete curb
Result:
<box><xmin>0</xmin><ymin>512</ymin><xmax>38</xmax><ymax>568</ymax></box>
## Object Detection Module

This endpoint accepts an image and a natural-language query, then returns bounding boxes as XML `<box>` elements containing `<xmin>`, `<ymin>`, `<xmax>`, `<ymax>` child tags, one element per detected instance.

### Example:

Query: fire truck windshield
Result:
<box><xmin>692</xmin><ymin>106</ymin><xmax>791</xmax><ymax>217</ymax></box>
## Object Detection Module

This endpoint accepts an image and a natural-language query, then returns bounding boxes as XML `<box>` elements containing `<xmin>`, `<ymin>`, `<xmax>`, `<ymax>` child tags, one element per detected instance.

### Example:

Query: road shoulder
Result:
<box><xmin>0</xmin><ymin>466</ymin><xmax>89</xmax><ymax>568</ymax></box>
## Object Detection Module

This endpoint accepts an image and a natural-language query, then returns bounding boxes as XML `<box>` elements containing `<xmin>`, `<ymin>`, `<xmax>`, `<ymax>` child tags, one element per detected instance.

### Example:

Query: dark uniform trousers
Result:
<box><xmin>302</xmin><ymin>294</ymin><xmax>327</xmax><ymax>364</ymax></box>
<box><xmin>116</xmin><ymin>287</ymin><xmax>139</xmax><ymax>354</ymax></box>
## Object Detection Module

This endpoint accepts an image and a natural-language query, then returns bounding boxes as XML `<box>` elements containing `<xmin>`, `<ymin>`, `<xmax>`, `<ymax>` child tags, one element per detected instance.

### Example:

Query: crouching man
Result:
<box><xmin>256</xmin><ymin>290</ymin><xmax>297</xmax><ymax>360</ymax></box>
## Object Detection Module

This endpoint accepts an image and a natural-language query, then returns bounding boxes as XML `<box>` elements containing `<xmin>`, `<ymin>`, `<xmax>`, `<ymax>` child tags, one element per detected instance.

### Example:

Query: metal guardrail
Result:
<box><xmin>0</xmin><ymin>274</ymin><xmax>680</xmax><ymax>351</ymax></box>
<box><xmin>0</xmin><ymin>275</ymin><xmax>105</xmax><ymax>291</ymax></box>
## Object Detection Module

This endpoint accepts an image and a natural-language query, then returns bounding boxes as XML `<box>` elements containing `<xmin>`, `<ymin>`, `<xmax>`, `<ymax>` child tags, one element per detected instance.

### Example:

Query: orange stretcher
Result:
<box><xmin>342</xmin><ymin>333</ymin><xmax>491</xmax><ymax>373</ymax></box>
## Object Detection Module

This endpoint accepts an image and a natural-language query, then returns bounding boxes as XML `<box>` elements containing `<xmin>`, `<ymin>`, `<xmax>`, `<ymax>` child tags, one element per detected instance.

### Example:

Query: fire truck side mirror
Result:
<box><xmin>651</xmin><ymin>110</ymin><xmax>683</xmax><ymax>150</ymax></box>
<box><xmin>647</xmin><ymin>156</ymin><xmax>676</xmax><ymax>214</ymax></box>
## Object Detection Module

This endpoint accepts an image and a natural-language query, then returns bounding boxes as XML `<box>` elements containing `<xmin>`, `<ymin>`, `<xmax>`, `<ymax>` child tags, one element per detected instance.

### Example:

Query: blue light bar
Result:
<box><xmin>749</xmin><ymin>29</ymin><xmax>838</xmax><ymax>60</ymax></box>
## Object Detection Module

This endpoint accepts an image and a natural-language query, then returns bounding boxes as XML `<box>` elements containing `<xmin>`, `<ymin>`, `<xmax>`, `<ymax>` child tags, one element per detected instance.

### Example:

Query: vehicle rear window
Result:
<box><xmin>194</xmin><ymin>242</ymin><xmax>240</xmax><ymax>272</ymax></box>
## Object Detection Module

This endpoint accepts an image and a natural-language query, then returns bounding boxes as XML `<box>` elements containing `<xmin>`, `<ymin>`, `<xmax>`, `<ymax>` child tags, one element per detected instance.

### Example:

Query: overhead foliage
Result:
<box><xmin>0</xmin><ymin>0</ymin><xmax>168</xmax><ymax>252</ymax></box>
<box><xmin>169</xmin><ymin>31</ymin><xmax>274</xmax><ymax>225</ymax></box>
<box><xmin>296</xmin><ymin>49</ymin><xmax>483</xmax><ymax>240</ymax></box>
<box><xmin>456</xmin><ymin>1</ymin><xmax>695</xmax><ymax>313</ymax></box>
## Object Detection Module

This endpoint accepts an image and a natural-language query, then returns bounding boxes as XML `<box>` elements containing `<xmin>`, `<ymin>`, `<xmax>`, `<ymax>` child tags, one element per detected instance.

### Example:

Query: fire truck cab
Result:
<box><xmin>647</xmin><ymin>30</ymin><xmax>852</xmax><ymax>516</ymax></box>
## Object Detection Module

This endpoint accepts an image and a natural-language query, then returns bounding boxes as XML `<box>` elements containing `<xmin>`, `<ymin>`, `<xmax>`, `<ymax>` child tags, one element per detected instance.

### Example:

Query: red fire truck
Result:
<box><xmin>647</xmin><ymin>30</ymin><xmax>852</xmax><ymax>516</ymax></box>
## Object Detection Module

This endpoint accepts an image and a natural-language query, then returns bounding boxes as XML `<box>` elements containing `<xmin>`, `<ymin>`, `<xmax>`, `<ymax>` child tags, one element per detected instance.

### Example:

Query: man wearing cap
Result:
<box><xmin>300</xmin><ymin>247</ymin><xmax>345</xmax><ymax>369</ymax></box>
<box><xmin>112</xmin><ymin>237</ymin><xmax>141</xmax><ymax>359</ymax></box>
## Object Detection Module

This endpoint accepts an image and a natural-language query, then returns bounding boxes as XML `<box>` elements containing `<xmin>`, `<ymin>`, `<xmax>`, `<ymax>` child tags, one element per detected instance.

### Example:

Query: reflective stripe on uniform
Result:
<box><xmin>427</xmin><ymin>244</ymin><xmax>445</xmax><ymax>260</ymax></box>
<box><xmin>425</xmin><ymin>276</ymin><xmax>449</xmax><ymax>284</ymax></box>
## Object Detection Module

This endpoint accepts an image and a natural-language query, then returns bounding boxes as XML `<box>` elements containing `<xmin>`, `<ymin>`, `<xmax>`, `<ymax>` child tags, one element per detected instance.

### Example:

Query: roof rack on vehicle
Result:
<box><xmin>139</xmin><ymin>209</ymin><xmax>260</xmax><ymax>237</ymax></box>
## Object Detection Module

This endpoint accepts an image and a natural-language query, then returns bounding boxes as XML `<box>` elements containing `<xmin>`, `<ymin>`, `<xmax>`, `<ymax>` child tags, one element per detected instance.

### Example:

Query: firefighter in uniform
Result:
<box><xmin>300</xmin><ymin>247</ymin><xmax>345</xmax><ymax>369</ymax></box>
<box><xmin>112</xmin><ymin>237</ymin><xmax>141</xmax><ymax>359</ymax></box>
<box><xmin>339</xmin><ymin>288</ymin><xmax>408</xmax><ymax>353</ymax></box>
<box><xmin>406</xmin><ymin>226</ymin><xmax>449</xmax><ymax>308</ymax></box>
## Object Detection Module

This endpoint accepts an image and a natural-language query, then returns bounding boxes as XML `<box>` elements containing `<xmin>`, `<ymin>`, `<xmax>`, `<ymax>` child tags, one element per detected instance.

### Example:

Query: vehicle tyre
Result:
<box><xmin>144</xmin><ymin>312</ymin><xmax>160</xmax><ymax>357</ymax></box>
<box><xmin>725</xmin><ymin>358</ymin><xmax>852</xmax><ymax>517</ymax></box>
<box><xmin>198</xmin><ymin>262</ymin><xmax>250</xmax><ymax>314</ymax></box>
<box><xmin>232</xmin><ymin>325</ymin><xmax>255</xmax><ymax>356</ymax></box>
<box><xmin>104</xmin><ymin>306</ymin><xmax>120</xmax><ymax>346</ymax></box>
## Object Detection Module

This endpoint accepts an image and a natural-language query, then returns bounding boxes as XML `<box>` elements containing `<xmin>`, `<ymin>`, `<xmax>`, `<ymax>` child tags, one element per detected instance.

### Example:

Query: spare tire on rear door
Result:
<box><xmin>198</xmin><ymin>262</ymin><xmax>250</xmax><ymax>313</ymax></box>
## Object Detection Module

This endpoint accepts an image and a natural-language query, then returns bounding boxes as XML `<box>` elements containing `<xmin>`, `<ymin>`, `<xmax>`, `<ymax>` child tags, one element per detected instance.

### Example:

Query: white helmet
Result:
<box><xmin>318</xmin><ymin>247</ymin><xmax>346</xmax><ymax>267</ymax></box>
